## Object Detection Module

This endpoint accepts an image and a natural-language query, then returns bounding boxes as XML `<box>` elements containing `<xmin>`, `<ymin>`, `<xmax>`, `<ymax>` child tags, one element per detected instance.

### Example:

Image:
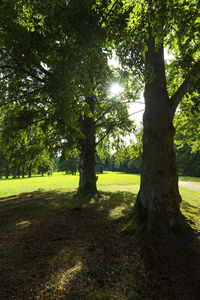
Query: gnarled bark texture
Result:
<box><xmin>78</xmin><ymin>97</ymin><xmax>98</xmax><ymax>195</ymax></box>
<box><xmin>136</xmin><ymin>36</ymin><xmax>184</xmax><ymax>233</ymax></box>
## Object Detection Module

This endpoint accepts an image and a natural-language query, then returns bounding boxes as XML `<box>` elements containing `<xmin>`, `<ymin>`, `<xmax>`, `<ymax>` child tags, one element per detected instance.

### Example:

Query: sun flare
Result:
<box><xmin>110</xmin><ymin>83</ymin><xmax>124</xmax><ymax>97</ymax></box>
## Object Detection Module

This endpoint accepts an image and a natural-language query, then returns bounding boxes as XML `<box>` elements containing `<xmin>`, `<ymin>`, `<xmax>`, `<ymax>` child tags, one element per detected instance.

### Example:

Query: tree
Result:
<box><xmin>58</xmin><ymin>156</ymin><xmax>79</xmax><ymax>175</ymax></box>
<box><xmin>112</xmin><ymin>126</ymin><xmax>142</xmax><ymax>173</ymax></box>
<box><xmin>0</xmin><ymin>103</ymin><xmax>54</xmax><ymax>178</ymax></box>
<box><xmin>174</xmin><ymin>88</ymin><xmax>200</xmax><ymax>177</ymax></box>
<box><xmin>0</xmin><ymin>0</ymin><xmax>135</xmax><ymax>195</ymax></box>
<box><xmin>37</xmin><ymin>152</ymin><xmax>55</xmax><ymax>176</ymax></box>
<box><xmin>174</xmin><ymin>82</ymin><xmax>200</xmax><ymax>153</ymax></box>
<box><xmin>175</xmin><ymin>144</ymin><xmax>200</xmax><ymax>178</ymax></box>
<box><xmin>102</xmin><ymin>0</ymin><xmax>200</xmax><ymax>233</ymax></box>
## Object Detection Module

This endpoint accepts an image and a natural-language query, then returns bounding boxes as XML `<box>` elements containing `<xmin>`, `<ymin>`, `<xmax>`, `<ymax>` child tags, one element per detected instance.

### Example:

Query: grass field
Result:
<box><xmin>1</xmin><ymin>171</ymin><xmax>200</xmax><ymax>197</ymax></box>
<box><xmin>0</xmin><ymin>171</ymin><xmax>141</xmax><ymax>197</ymax></box>
<box><xmin>0</xmin><ymin>172</ymin><xmax>200</xmax><ymax>299</ymax></box>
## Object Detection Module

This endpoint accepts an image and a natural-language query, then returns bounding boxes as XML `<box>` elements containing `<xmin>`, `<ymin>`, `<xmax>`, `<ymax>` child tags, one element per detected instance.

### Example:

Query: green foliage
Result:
<box><xmin>113</xmin><ymin>127</ymin><xmax>143</xmax><ymax>173</ymax></box>
<box><xmin>0</xmin><ymin>0</ymin><xmax>136</xmax><ymax>169</ymax></box>
<box><xmin>174</xmin><ymin>89</ymin><xmax>200</xmax><ymax>153</ymax></box>
<box><xmin>95</xmin><ymin>154</ymin><xmax>105</xmax><ymax>174</ymax></box>
<box><xmin>175</xmin><ymin>135</ymin><xmax>200</xmax><ymax>177</ymax></box>
<box><xmin>58</xmin><ymin>157</ymin><xmax>79</xmax><ymax>175</ymax></box>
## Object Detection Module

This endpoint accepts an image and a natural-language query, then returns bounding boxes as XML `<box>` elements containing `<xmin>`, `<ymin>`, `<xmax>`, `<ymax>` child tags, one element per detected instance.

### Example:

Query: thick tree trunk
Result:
<box><xmin>135</xmin><ymin>37</ymin><xmax>184</xmax><ymax>233</ymax></box>
<box><xmin>78</xmin><ymin>97</ymin><xmax>98</xmax><ymax>195</ymax></box>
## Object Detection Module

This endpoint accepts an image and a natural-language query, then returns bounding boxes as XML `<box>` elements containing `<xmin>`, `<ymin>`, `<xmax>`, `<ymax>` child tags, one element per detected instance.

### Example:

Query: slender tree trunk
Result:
<box><xmin>28</xmin><ymin>163</ymin><xmax>32</xmax><ymax>178</ymax></box>
<box><xmin>135</xmin><ymin>37</ymin><xmax>184</xmax><ymax>233</ymax></box>
<box><xmin>22</xmin><ymin>167</ymin><xmax>25</xmax><ymax>178</ymax></box>
<box><xmin>78</xmin><ymin>97</ymin><xmax>98</xmax><ymax>195</ymax></box>
<box><xmin>5</xmin><ymin>163</ymin><xmax>9</xmax><ymax>179</ymax></box>
<box><xmin>17</xmin><ymin>164</ymin><xmax>20</xmax><ymax>178</ymax></box>
<box><xmin>13</xmin><ymin>165</ymin><xmax>18</xmax><ymax>179</ymax></box>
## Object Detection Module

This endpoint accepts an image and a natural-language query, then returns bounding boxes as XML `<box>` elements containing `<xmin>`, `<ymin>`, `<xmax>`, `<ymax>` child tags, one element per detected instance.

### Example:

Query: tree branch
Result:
<box><xmin>171</xmin><ymin>59</ymin><xmax>200</xmax><ymax>110</ymax></box>
<box><xmin>95</xmin><ymin>100</ymin><xmax>142</xmax><ymax>126</ymax></box>
<box><xmin>95</xmin><ymin>109</ymin><xmax>144</xmax><ymax>146</ymax></box>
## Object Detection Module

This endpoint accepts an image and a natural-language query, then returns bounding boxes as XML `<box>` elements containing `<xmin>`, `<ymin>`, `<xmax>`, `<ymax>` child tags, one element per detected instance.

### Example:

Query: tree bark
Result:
<box><xmin>78</xmin><ymin>97</ymin><xmax>98</xmax><ymax>195</ymax></box>
<box><xmin>135</xmin><ymin>37</ymin><xmax>184</xmax><ymax>233</ymax></box>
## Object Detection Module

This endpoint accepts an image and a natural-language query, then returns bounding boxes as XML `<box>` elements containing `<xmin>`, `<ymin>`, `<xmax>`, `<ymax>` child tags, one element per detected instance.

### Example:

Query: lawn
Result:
<box><xmin>0</xmin><ymin>171</ymin><xmax>141</xmax><ymax>197</ymax></box>
<box><xmin>0</xmin><ymin>172</ymin><xmax>200</xmax><ymax>299</ymax></box>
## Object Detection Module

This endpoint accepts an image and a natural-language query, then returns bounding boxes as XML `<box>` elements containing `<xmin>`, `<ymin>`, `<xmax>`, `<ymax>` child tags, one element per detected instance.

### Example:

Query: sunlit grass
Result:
<box><xmin>180</xmin><ymin>186</ymin><xmax>200</xmax><ymax>232</ymax></box>
<box><xmin>0</xmin><ymin>171</ymin><xmax>140</xmax><ymax>197</ymax></box>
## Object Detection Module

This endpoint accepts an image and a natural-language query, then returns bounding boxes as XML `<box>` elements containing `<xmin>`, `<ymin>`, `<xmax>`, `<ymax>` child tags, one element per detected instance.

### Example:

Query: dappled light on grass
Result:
<box><xmin>57</xmin><ymin>261</ymin><xmax>83</xmax><ymax>291</ymax></box>
<box><xmin>16</xmin><ymin>220</ymin><xmax>31</xmax><ymax>229</ymax></box>
<box><xmin>109</xmin><ymin>205</ymin><xmax>130</xmax><ymax>219</ymax></box>
<box><xmin>39</xmin><ymin>261</ymin><xmax>83</xmax><ymax>298</ymax></box>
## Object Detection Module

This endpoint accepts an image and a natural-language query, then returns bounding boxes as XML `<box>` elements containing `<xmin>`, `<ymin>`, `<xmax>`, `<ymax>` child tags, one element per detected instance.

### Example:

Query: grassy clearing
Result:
<box><xmin>0</xmin><ymin>172</ymin><xmax>200</xmax><ymax>299</ymax></box>
<box><xmin>0</xmin><ymin>172</ymin><xmax>78</xmax><ymax>197</ymax></box>
<box><xmin>0</xmin><ymin>171</ymin><xmax>140</xmax><ymax>197</ymax></box>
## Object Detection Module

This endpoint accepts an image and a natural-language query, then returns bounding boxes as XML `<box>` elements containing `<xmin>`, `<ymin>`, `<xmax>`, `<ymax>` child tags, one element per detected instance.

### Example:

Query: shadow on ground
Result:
<box><xmin>0</xmin><ymin>190</ymin><xmax>200</xmax><ymax>299</ymax></box>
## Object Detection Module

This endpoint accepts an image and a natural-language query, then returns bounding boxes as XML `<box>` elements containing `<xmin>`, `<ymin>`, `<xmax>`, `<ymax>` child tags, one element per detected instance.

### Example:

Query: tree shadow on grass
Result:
<box><xmin>0</xmin><ymin>190</ymin><xmax>200</xmax><ymax>299</ymax></box>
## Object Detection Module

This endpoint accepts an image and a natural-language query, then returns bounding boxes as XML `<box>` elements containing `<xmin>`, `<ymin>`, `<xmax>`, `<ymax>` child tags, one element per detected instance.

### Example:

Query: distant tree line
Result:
<box><xmin>0</xmin><ymin>147</ymin><xmax>55</xmax><ymax>179</ymax></box>
<box><xmin>0</xmin><ymin>137</ymin><xmax>199</xmax><ymax>179</ymax></box>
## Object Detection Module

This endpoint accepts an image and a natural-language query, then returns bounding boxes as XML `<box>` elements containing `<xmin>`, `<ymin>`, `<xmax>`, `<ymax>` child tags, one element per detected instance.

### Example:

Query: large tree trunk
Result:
<box><xmin>78</xmin><ymin>97</ymin><xmax>98</xmax><ymax>195</ymax></box>
<box><xmin>136</xmin><ymin>37</ymin><xmax>184</xmax><ymax>233</ymax></box>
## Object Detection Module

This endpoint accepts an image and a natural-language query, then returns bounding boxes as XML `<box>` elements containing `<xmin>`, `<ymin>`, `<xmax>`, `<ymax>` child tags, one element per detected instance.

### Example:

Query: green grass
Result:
<box><xmin>0</xmin><ymin>171</ymin><xmax>200</xmax><ymax>232</ymax></box>
<box><xmin>1</xmin><ymin>171</ymin><xmax>199</xmax><ymax>232</ymax></box>
<box><xmin>179</xmin><ymin>186</ymin><xmax>200</xmax><ymax>232</ymax></box>
<box><xmin>0</xmin><ymin>171</ymin><xmax>140</xmax><ymax>198</ymax></box>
